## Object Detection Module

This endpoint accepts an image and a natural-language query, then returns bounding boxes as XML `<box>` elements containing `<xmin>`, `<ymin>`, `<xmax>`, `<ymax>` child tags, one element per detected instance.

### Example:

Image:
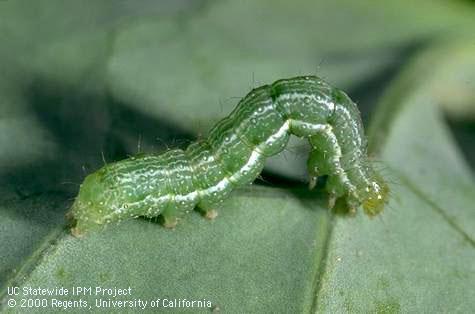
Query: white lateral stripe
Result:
<box><xmin>323</xmin><ymin>126</ymin><xmax>356</xmax><ymax>193</ymax></box>
<box><xmin>263</xmin><ymin>120</ymin><xmax>290</xmax><ymax>146</ymax></box>
<box><xmin>116</xmin><ymin>118</ymin><xmax>349</xmax><ymax>211</ymax></box>
<box><xmin>136</xmin><ymin>120</ymin><xmax>292</xmax><ymax>205</ymax></box>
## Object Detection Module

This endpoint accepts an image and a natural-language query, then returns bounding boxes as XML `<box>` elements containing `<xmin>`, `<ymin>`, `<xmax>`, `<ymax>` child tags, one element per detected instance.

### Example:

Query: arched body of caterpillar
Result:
<box><xmin>70</xmin><ymin>76</ymin><xmax>388</xmax><ymax>235</ymax></box>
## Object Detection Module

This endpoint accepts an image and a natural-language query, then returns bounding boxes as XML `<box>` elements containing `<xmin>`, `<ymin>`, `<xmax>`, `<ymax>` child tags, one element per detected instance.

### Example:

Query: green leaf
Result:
<box><xmin>3</xmin><ymin>188</ymin><xmax>331</xmax><ymax>313</ymax></box>
<box><xmin>1</xmin><ymin>1</ymin><xmax>475</xmax><ymax>313</ymax></box>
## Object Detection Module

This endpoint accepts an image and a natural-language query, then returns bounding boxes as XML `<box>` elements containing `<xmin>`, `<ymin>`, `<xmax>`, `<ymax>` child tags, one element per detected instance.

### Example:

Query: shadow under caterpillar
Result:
<box><xmin>69</xmin><ymin>76</ymin><xmax>389</xmax><ymax>236</ymax></box>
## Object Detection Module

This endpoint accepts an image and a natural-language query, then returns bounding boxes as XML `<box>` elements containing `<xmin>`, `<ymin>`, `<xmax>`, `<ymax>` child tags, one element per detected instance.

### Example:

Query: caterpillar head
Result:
<box><xmin>361</xmin><ymin>174</ymin><xmax>389</xmax><ymax>216</ymax></box>
<box><xmin>69</xmin><ymin>171</ymin><xmax>113</xmax><ymax>236</ymax></box>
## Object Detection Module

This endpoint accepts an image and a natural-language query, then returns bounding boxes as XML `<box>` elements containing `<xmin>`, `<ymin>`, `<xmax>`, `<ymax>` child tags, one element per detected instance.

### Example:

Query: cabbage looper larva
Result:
<box><xmin>69</xmin><ymin>76</ymin><xmax>388</xmax><ymax>235</ymax></box>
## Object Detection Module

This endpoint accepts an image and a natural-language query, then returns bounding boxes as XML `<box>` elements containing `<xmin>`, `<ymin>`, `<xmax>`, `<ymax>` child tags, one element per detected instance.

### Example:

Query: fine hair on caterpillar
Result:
<box><xmin>69</xmin><ymin>75</ymin><xmax>389</xmax><ymax>236</ymax></box>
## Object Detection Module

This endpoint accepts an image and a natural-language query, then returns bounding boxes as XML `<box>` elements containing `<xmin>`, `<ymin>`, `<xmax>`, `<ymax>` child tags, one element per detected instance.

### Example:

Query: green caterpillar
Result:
<box><xmin>70</xmin><ymin>76</ymin><xmax>388</xmax><ymax>236</ymax></box>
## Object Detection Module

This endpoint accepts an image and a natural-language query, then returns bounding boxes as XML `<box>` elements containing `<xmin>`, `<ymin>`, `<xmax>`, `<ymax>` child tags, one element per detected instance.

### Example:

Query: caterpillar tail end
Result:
<box><xmin>67</xmin><ymin>208</ymin><xmax>104</xmax><ymax>237</ymax></box>
<box><xmin>67</xmin><ymin>172</ymin><xmax>111</xmax><ymax>237</ymax></box>
<box><xmin>68</xmin><ymin>199</ymin><xmax>105</xmax><ymax>237</ymax></box>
